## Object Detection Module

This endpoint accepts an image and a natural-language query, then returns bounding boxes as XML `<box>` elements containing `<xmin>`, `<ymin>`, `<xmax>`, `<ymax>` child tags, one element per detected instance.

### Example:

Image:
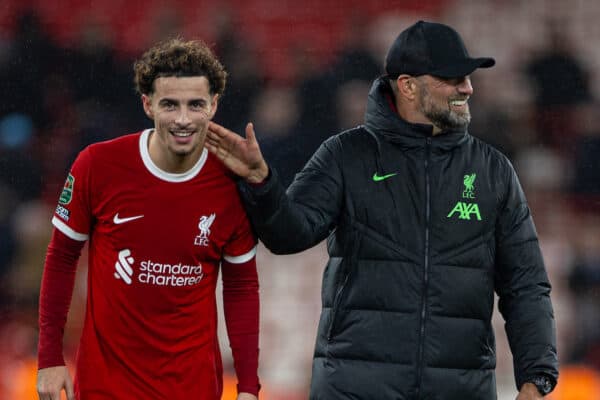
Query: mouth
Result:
<box><xmin>449</xmin><ymin>99</ymin><xmax>468</xmax><ymax>107</ymax></box>
<box><xmin>171</xmin><ymin>131</ymin><xmax>195</xmax><ymax>138</ymax></box>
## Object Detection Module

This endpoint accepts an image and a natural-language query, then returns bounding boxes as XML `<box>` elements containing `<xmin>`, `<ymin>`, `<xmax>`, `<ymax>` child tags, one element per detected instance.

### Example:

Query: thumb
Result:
<box><xmin>245</xmin><ymin>122</ymin><xmax>256</xmax><ymax>143</ymax></box>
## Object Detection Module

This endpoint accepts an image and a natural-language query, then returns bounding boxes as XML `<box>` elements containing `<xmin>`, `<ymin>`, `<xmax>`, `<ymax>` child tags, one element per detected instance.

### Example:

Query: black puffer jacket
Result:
<box><xmin>240</xmin><ymin>77</ymin><xmax>558</xmax><ymax>399</ymax></box>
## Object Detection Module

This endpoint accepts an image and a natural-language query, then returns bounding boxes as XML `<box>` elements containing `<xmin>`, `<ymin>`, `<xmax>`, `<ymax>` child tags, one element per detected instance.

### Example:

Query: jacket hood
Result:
<box><xmin>364</xmin><ymin>76</ymin><xmax>468</xmax><ymax>151</ymax></box>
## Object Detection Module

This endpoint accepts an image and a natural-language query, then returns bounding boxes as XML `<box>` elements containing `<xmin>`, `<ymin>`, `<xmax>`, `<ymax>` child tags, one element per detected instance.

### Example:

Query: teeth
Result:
<box><xmin>172</xmin><ymin>131</ymin><xmax>193</xmax><ymax>137</ymax></box>
<box><xmin>450</xmin><ymin>100</ymin><xmax>467</xmax><ymax>106</ymax></box>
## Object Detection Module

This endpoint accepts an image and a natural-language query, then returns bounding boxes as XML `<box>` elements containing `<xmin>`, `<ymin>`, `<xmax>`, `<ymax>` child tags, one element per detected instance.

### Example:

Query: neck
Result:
<box><xmin>395</xmin><ymin>103</ymin><xmax>442</xmax><ymax>135</ymax></box>
<box><xmin>148</xmin><ymin>130</ymin><xmax>203</xmax><ymax>174</ymax></box>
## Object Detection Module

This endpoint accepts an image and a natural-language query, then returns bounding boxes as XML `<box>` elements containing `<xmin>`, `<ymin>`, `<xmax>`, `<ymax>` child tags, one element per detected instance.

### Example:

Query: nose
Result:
<box><xmin>175</xmin><ymin>108</ymin><xmax>192</xmax><ymax>126</ymax></box>
<box><xmin>457</xmin><ymin>76</ymin><xmax>473</xmax><ymax>95</ymax></box>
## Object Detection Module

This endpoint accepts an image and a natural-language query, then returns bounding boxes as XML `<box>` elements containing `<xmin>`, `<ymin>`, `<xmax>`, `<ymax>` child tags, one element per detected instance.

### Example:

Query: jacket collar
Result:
<box><xmin>364</xmin><ymin>76</ymin><xmax>469</xmax><ymax>152</ymax></box>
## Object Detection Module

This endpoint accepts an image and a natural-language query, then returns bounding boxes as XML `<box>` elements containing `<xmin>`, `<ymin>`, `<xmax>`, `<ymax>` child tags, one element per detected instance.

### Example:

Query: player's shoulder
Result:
<box><xmin>76</xmin><ymin>131</ymin><xmax>144</xmax><ymax>169</ymax></box>
<box><xmin>319</xmin><ymin>126</ymin><xmax>374</xmax><ymax>160</ymax></box>
<box><xmin>86</xmin><ymin>131</ymin><xmax>143</xmax><ymax>158</ymax></box>
<box><xmin>468</xmin><ymin>134</ymin><xmax>513</xmax><ymax>170</ymax></box>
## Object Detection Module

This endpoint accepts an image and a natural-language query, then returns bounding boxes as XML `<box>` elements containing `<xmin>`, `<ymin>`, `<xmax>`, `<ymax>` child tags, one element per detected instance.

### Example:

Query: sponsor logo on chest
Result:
<box><xmin>114</xmin><ymin>249</ymin><xmax>204</xmax><ymax>287</ymax></box>
<box><xmin>447</xmin><ymin>173</ymin><xmax>482</xmax><ymax>221</ymax></box>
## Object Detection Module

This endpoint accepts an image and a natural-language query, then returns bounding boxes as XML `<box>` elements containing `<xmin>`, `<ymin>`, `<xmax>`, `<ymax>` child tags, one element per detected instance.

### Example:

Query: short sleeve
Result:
<box><xmin>222</xmin><ymin>208</ymin><xmax>257</xmax><ymax>264</ymax></box>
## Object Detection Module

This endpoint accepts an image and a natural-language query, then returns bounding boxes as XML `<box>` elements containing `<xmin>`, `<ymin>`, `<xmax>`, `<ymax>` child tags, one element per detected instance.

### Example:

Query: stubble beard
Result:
<box><xmin>418</xmin><ymin>85</ymin><xmax>471</xmax><ymax>131</ymax></box>
<box><xmin>170</xmin><ymin>133</ymin><xmax>205</xmax><ymax>157</ymax></box>
<box><xmin>161</xmin><ymin>124</ymin><xmax>207</xmax><ymax>157</ymax></box>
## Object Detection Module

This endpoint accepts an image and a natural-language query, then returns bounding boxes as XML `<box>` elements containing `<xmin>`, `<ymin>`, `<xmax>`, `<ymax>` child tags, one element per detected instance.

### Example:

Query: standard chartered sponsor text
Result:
<box><xmin>139</xmin><ymin>259</ymin><xmax>204</xmax><ymax>286</ymax></box>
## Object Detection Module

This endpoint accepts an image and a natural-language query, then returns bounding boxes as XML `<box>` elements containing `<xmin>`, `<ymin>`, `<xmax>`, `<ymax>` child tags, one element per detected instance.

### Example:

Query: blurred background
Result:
<box><xmin>1</xmin><ymin>0</ymin><xmax>599</xmax><ymax>398</ymax></box>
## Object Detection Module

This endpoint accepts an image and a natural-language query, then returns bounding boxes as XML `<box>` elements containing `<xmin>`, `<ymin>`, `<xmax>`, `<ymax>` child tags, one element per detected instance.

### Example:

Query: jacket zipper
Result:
<box><xmin>416</xmin><ymin>138</ymin><xmax>432</xmax><ymax>398</ymax></box>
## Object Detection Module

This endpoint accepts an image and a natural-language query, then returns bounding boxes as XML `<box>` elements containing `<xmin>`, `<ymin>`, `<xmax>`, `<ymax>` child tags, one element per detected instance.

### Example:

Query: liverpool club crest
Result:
<box><xmin>194</xmin><ymin>213</ymin><xmax>216</xmax><ymax>246</ymax></box>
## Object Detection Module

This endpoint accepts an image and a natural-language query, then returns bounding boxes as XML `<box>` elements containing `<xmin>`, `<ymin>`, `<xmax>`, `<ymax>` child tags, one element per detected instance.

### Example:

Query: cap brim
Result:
<box><xmin>430</xmin><ymin>57</ymin><xmax>495</xmax><ymax>78</ymax></box>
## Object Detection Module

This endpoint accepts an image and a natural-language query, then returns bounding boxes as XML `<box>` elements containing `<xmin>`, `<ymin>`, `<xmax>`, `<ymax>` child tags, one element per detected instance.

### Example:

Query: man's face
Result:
<box><xmin>142</xmin><ymin>76</ymin><xmax>217</xmax><ymax>161</ymax></box>
<box><xmin>415</xmin><ymin>75</ymin><xmax>473</xmax><ymax>132</ymax></box>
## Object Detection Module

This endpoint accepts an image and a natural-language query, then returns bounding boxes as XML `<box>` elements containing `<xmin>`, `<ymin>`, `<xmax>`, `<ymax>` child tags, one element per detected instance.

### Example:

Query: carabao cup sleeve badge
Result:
<box><xmin>59</xmin><ymin>173</ymin><xmax>75</xmax><ymax>205</ymax></box>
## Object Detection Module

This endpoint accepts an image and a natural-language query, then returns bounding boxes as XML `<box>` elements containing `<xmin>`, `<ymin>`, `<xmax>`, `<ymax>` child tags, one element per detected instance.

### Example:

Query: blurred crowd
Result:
<box><xmin>1</xmin><ymin>0</ymin><xmax>600</xmax><ymax>398</ymax></box>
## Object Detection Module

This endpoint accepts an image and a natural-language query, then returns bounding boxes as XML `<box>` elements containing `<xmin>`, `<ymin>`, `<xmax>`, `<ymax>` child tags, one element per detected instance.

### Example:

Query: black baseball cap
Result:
<box><xmin>385</xmin><ymin>21</ymin><xmax>495</xmax><ymax>78</ymax></box>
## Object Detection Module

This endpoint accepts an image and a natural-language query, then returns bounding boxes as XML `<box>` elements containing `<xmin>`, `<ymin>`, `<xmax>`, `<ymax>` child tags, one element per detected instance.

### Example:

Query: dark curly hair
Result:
<box><xmin>133</xmin><ymin>38</ymin><xmax>227</xmax><ymax>97</ymax></box>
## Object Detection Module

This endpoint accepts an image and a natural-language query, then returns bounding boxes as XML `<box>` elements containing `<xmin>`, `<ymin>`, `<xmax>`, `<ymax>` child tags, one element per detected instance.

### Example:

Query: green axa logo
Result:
<box><xmin>462</xmin><ymin>173</ymin><xmax>476</xmax><ymax>199</ymax></box>
<box><xmin>59</xmin><ymin>173</ymin><xmax>75</xmax><ymax>205</ymax></box>
<box><xmin>448</xmin><ymin>172</ymin><xmax>482</xmax><ymax>221</ymax></box>
<box><xmin>447</xmin><ymin>202</ymin><xmax>482</xmax><ymax>221</ymax></box>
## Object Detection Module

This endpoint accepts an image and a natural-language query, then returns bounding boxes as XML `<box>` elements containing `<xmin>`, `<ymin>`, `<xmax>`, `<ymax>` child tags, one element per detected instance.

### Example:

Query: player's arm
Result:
<box><xmin>37</xmin><ymin>228</ymin><xmax>85</xmax><ymax>400</ymax></box>
<box><xmin>494</xmin><ymin>163</ymin><xmax>557</xmax><ymax>394</ymax></box>
<box><xmin>207</xmin><ymin>121</ymin><xmax>343</xmax><ymax>254</ymax></box>
<box><xmin>221</xmin><ymin>255</ymin><xmax>260</xmax><ymax>398</ymax></box>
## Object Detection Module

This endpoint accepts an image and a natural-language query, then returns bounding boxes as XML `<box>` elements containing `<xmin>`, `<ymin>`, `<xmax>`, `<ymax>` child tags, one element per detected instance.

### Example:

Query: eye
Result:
<box><xmin>190</xmin><ymin>100</ymin><xmax>206</xmax><ymax>110</ymax></box>
<box><xmin>161</xmin><ymin>100</ymin><xmax>176</xmax><ymax>110</ymax></box>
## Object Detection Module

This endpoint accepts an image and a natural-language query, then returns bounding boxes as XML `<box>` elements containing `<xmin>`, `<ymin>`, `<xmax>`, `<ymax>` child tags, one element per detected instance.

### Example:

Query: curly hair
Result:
<box><xmin>133</xmin><ymin>38</ymin><xmax>227</xmax><ymax>97</ymax></box>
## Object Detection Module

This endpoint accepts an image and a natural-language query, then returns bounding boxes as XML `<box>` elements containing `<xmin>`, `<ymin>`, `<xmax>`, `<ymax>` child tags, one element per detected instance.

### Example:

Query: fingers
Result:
<box><xmin>209</xmin><ymin>120</ymin><xmax>256</xmax><ymax>141</ymax></box>
<box><xmin>245</xmin><ymin>122</ymin><xmax>256</xmax><ymax>143</ymax></box>
<box><xmin>205</xmin><ymin>125</ymin><xmax>229</xmax><ymax>157</ymax></box>
<box><xmin>205</xmin><ymin>137</ymin><xmax>234</xmax><ymax>165</ymax></box>
<box><xmin>37</xmin><ymin>366</ymin><xmax>74</xmax><ymax>400</ymax></box>
<box><xmin>245</xmin><ymin>122</ymin><xmax>265</xmax><ymax>158</ymax></box>
<box><xmin>204</xmin><ymin>140</ymin><xmax>221</xmax><ymax>158</ymax></box>
<box><xmin>208</xmin><ymin>121</ymin><xmax>230</xmax><ymax>138</ymax></box>
<box><xmin>37</xmin><ymin>387</ymin><xmax>60</xmax><ymax>400</ymax></box>
<box><xmin>204</xmin><ymin>137</ymin><xmax>217</xmax><ymax>153</ymax></box>
<box><xmin>65</xmin><ymin>376</ymin><xmax>75</xmax><ymax>400</ymax></box>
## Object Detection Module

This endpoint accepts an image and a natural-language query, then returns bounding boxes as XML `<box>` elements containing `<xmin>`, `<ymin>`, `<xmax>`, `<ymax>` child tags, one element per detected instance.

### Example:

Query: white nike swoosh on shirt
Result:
<box><xmin>113</xmin><ymin>213</ymin><xmax>144</xmax><ymax>224</ymax></box>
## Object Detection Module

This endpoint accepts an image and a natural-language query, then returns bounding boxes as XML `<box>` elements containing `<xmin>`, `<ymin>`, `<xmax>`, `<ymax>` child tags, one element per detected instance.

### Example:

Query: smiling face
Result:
<box><xmin>414</xmin><ymin>75</ymin><xmax>473</xmax><ymax>134</ymax></box>
<box><xmin>142</xmin><ymin>76</ymin><xmax>218</xmax><ymax>172</ymax></box>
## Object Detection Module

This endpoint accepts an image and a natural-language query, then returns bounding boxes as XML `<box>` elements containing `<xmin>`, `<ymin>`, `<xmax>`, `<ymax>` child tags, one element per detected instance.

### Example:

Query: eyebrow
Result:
<box><xmin>158</xmin><ymin>98</ymin><xmax>207</xmax><ymax>104</ymax></box>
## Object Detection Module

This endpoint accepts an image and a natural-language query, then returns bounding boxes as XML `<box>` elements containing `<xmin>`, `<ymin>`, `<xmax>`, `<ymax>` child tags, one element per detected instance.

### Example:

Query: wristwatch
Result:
<box><xmin>529</xmin><ymin>375</ymin><xmax>555</xmax><ymax>396</ymax></box>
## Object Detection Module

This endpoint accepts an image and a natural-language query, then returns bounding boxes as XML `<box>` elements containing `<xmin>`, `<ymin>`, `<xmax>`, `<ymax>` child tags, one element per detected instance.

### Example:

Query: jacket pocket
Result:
<box><xmin>486</xmin><ymin>237</ymin><xmax>495</xmax><ymax>266</ymax></box>
<box><xmin>326</xmin><ymin>269</ymin><xmax>351</xmax><ymax>341</ymax></box>
<box><xmin>327</xmin><ymin>229</ymin><xmax>361</xmax><ymax>341</ymax></box>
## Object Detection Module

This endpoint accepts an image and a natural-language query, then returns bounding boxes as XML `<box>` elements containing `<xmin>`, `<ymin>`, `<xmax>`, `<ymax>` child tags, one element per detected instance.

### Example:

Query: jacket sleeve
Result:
<box><xmin>494</xmin><ymin>162</ymin><xmax>558</xmax><ymax>389</ymax></box>
<box><xmin>238</xmin><ymin>137</ymin><xmax>344</xmax><ymax>254</ymax></box>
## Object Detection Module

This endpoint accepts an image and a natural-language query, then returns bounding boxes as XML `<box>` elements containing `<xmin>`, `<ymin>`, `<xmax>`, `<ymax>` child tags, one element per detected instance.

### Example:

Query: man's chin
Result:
<box><xmin>429</xmin><ymin>115</ymin><xmax>470</xmax><ymax>131</ymax></box>
<box><xmin>173</xmin><ymin>148</ymin><xmax>195</xmax><ymax>157</ymax></box>
<box><xmin>171</xmin><ymin>143</ymin><xmax>203</xmax><ymax>158</ymax></box>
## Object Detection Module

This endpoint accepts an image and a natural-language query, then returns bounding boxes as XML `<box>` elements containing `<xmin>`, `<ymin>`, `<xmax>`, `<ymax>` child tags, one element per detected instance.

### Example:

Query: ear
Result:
<box><xmin>208</xmin><ymin>94</ymin><xmax>219</xmax><ymax>119</ymax></box>
<box><xmin>141</xmin><ymin>94</ymin><xmax>154</xmax><ymax>119</ymax></box>
<box><xmin>397</xmin><ymin>75</ymin><xmax>417</xmax><ymax>100</ymax></box>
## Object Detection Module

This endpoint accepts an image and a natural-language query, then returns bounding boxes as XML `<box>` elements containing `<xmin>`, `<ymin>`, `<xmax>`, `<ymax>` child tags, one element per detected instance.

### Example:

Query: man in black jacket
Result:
<box><xmin>206</xmin><ymin>21</ymin><xmax>558</xmax><ymax>400</ymax></box>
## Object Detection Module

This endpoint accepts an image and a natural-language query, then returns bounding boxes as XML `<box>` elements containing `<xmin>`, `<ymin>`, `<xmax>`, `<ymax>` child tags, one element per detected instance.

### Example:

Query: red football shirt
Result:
<box><xmin>51</xmin><ymin>131</ymin><xmax>257</xmax><ymax>399</ymax></box>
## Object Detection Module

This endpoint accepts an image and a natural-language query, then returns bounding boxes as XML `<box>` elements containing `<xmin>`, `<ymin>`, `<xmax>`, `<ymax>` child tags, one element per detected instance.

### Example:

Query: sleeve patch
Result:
<box><xmin>55</xmin><ymin>205</ymin><xmax>71</xmax><ymax>221</ymax></box>
<box><xmin>58</xmin><ymin>173</ymin><xmax>75</xmax><ymax>205</ymax></box>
